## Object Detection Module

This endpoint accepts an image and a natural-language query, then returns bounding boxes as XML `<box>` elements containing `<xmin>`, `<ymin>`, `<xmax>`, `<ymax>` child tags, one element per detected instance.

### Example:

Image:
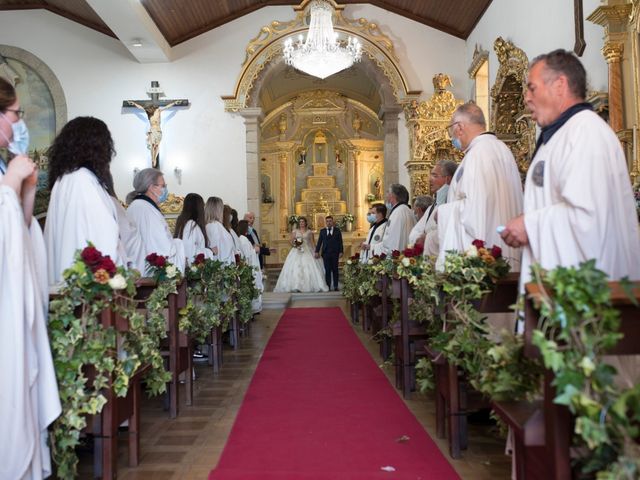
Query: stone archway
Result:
<box><xmin>222</xmin><ymin>0</ymin><xmax>420</xmax><ymax>225</ymax></box>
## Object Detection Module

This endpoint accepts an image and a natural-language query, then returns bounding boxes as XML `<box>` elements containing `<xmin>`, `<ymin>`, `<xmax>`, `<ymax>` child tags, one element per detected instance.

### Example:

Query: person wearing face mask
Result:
<box><xmin>407</xmin><ymin>195</ymin><xmax>433</xmax><ymax>246</ymax></box>
<box><xmin>45</xmin><ymin>116</ymin><xmax>129</xmax><ymax>285</ymax></box>
<box><xmin>0</xmin><ymin>77</ymin><xmax>61</xmax><ymax>480</ymax></box>
<box><xmin>422</xmin><ymin>160</ymin><xmax>457</xmax><ymax>258</ymax></box>
<box><xmin>380</xmin><ymin>183</ymin><xmax>415</xmax><ymax>255</ymax></box>
<box><xmin>437</xmin><ymin>102</ymin><xmax>523</xmax><ymax>272</ymax></box>
<box><xmin>359</xmin><ymin>203</ymin><xmax>387</xmax><ymax>264</ymax></box>
<box><xmin>126</xmin><ymin>167</ymin><xmax>186</xmax><ymax>273</ymax></box>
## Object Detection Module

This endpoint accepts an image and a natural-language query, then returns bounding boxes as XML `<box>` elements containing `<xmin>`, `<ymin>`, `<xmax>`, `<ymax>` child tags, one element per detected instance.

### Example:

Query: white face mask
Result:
<box><xmin>0</xmin><ymin>113</ymin><xmax>29</xmax><ymax>155</ymax></box>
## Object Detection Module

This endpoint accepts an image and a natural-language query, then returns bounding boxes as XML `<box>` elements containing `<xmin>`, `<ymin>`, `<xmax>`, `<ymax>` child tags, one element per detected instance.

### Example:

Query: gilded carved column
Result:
<box><xmin>603</xmin><ymin>40</ymin><xmax>625</xmax><ymax>132</ymax></box>
<box><xmin>588</xmin><ymin>3</ymin><xmax>633</xmax><ymax>133</ymax></box>
<box><xmin>354</xmin><ymin>150</ymin><xmax>363</xmax><ymax>232</ymax></box>
<box><xmin>279</xmin><ymin>152</ymin><xmax>288</xmax><ymax>233</ymax></box>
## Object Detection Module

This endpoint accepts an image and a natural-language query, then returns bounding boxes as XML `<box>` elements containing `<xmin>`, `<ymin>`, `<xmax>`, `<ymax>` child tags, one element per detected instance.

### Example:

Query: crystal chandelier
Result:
<box><xmin>283</xmin><ymin>0</ymin><xmax>362</xmax><ymax>80</ymax></box>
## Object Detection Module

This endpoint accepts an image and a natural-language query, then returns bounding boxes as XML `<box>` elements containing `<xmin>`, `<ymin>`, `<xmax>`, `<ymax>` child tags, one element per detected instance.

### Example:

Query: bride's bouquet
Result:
<box><xmin>293</xmin><ymin>236</ymin><xmax>304</xmax><ymax>252</ymax></box>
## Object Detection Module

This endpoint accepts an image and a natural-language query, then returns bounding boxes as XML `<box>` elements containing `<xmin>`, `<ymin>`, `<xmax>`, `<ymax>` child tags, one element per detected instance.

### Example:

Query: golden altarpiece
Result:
<box><xmin>259</xmin><ymin>90</ymin><xmax>385</xmax><ymax>263</ymax></box>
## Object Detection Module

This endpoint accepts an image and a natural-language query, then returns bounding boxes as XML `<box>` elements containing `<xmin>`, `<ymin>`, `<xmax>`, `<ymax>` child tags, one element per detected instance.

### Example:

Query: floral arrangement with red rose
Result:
<box><xmin>145</xmin><ymin>252</ymin><xmax>180</xmax><ymax>282</ymax></box>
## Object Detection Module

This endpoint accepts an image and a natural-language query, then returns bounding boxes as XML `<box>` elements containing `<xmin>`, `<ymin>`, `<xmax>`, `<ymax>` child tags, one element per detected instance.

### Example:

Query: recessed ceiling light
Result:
<box><xmin>131</xmin><ymin>39</ymin><xmax>143</xmax><ymax>47</ymax></box>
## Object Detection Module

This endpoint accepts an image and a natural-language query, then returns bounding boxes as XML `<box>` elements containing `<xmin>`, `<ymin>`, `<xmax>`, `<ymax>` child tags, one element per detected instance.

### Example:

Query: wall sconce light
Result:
<box><xmin>174</xmin><ymin>166</ymin><xmax>182</xmax><ymax>185</ymax></box>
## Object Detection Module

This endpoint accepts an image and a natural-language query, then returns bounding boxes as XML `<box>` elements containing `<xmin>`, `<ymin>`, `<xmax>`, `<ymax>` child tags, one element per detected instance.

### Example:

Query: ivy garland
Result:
<box><xmin>531</xmin><ymin>260</ymin><xmax>640</xmax><ymax>479</ymax></box>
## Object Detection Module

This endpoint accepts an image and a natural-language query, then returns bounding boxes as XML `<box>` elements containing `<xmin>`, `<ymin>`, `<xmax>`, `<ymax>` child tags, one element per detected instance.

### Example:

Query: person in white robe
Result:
<box><xmin>126</xmin><ymin>168</ymin><xmax>186</xmax><ymax>274</ymax></box>
<box><xmin>112</xmin><ymin>196</ymin><xmax>145</xmax><ymax>270</ymax></box>
<box><xmin>204</xmin><ymin>196</ymin><xmax>236</xmax><ymax>265</ymax></box>
<box><xmin>408</xmin><ymin>195</ymin><xmax>433</xmax><ymax>246</ymax></box>
<box><xmin>360</xmin><ymin>203</ymin><xmax>388</xmax><ymax>263</ymax></box>
<box><xmin>380</xmin><ymin>183</ymin><xmax>416</xmax><ymax>254</ymax></box>
<box><xmin>437</xmin><ymin>102</ymin><xmax>523</xmax><ymax>271</ymax></box>
<box><xmin>225</xmin><ymin>205</ymin><xmax>241</xmax><ymax>256</ymax></box>
<box><xmin>237</xmin><ymin>220</ymin><xmax>263</xmax><ymax>312</ymax></box>
<box><xmin>501</xmin><ymin>49</ymin><xmax>640</xmax><ymax>387</ymax></box>
<box><xmin>44</xmin><ymin>117</ymin><xmax>124</xmax><ymax>286</ymax></box>
<box><xmin>0</xmin><ymin>82</ymin><xmax>61</xmax><ymax>479</ymax></box>
<box><xmin>423</xmin><ymin>160</ymin><xmax>457</xmax><ymax>258</ymax></box>
<box><xmin>174</xmin><ymin>193</ymin><xmax>213</xmax><ymax>264</ymax></box>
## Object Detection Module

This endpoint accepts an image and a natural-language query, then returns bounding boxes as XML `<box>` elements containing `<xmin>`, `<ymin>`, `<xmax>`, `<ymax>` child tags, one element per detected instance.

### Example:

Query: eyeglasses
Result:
<box><xmin>5</xmin><ymin>108</ymin><xmax>25</xmax><ymax>119</ymax></box>
<box><xmin>154</xmin><ymin>183</ymin><xmax>167</xmax><ymax>188</ymax></box>
<box><xmin>446</xmin><ymin>121</ymin><xmax>460</xmax><ymax>136</ymax></box>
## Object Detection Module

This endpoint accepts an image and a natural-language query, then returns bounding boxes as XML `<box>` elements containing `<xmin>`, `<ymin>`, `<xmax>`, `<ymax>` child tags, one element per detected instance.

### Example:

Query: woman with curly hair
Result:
<box><xmin>44</xmin><ymin>116</ymin><xmax>124</xmax><ymax>285</ymax></box>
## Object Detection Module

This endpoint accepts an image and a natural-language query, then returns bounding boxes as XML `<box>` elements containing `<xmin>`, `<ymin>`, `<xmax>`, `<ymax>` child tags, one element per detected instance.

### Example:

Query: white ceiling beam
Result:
<box><xmin>85</xmin><ymin>0</ymin><xmax>172</xmax><ymax>63</ymax></box>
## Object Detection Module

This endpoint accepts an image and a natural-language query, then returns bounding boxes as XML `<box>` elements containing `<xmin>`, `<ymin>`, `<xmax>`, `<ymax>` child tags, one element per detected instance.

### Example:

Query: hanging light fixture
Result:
<box><xmin>283</xmin><ymin>0</ymin><xmax>362</xmax><ymax>80</ymax></box>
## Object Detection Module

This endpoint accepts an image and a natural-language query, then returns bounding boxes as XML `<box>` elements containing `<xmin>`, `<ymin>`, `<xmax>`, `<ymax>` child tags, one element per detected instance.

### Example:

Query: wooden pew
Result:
<box><xmin>521</xmin><ymin>280</ymin><xmax>640</xmax><ymax>480</ymax></box>
<box><xmin>135</xmin><ymin>277</ymin><xmax>192</xmax><ymax>419</ymax></box>
<box><xmin>431</xmin><ymin>272</ymin><xmax>520</xmax><ymax>459</ymax></box>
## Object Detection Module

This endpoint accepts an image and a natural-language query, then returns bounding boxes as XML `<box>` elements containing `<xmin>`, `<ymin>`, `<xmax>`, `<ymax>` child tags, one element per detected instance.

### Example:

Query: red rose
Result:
<box><xmin>402</xmin><ymin>247</ymin><xmax>414</xmax><ymax>257</ymax></box>
<box><xmin>194</xmin><ymin>253</ymin><xmax>205</xmax><ymax>265</ymax></box>
<box><xmin>155</xmin><ymin>256</ymin><xmax>167</xmax><ymax>267</ymax></box>
<box><xmin>392</xmin><ymin>250</ymin><xmax>400</xmax><ymax>258</ymax></box>
<box><xmin>234</xmin><ymin>254</ymin><xmax>241</xmax><ymax>265</ymax></box>
<box><xmin>146</xmin><ymin>253</ymin><xmax>158</xmax><ymax>264</ymax></box>
<box><xmin>354</xmin><ymin>252</ymin><xmax>360</xmax><ymax>259</ymax></box>
<box><xmin>413</xmin><ymin>243</ymin><xmax>424</xmax><ymax>256</ymax></box>
<box><xmin>472</xmin><ymin>239</ymin><xmax>485</xmax><ymax>249</ymax></box>
<box><xmin>100</xmin><ymin>256</ymin><xmax>117</xmax><ymax>275</ymax></box>
<box><xmin>379</xmin><ymin>253</ymin><xmax>387</xmax><ymax>260</ymax></box>
<box><xmin>490</xmin><ymin>245</ymin><xmax>502</xmax><ymax>259</ymax></box>
<box><xmin>81</xmin><ymin>246</ymin><xmax>103</xmax><ymax>267</ymax></box>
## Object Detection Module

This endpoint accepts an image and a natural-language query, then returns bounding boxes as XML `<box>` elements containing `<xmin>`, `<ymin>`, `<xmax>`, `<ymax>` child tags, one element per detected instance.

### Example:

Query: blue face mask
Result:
<box><xmin>158</xmin><ymin>186</ymin><xmax>169</xmax><ymax>203</ymax></box>
<box><xmin>451</xmin><ymin>137</ymin><xmax>462</xmax><ymax>151</ymax></box>
<box><xmin>0</xmin><ymin>114</ymin><xmax>29</xmax><ymax>155</ymax></box>
<box><xmin>367</xmin><ymin>213</ymin><xmax>376</xmax><ymax>224</ymax></box>
<box><xmin>385</xmin><ymin>201</ymin><xmax>393</xmax><ymax>211</ymax></box>
<box><xmin>248</xmin><ymin>226</ymin><xmax>254</xmax><ymax>234</ymax></box>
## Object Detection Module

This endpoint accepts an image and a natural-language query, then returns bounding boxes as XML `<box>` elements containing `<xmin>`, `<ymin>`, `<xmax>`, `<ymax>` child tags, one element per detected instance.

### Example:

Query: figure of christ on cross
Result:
<box><xmin>123</xmin><ymin>81</ymin><xmax>189</xmax><ymax>168</ymax></box>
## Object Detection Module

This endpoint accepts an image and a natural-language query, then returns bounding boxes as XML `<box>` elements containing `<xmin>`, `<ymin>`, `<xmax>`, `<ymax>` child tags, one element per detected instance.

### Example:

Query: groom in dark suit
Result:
<box><xmin>314</xmin><ymin>215</ymin><xmax>344</xmax><ymax>291</ymax></box>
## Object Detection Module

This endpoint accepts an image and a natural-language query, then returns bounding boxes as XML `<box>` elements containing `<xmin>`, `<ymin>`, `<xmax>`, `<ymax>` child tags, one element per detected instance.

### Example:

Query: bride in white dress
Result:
<box><xmin>274</xmin><ymin>216</ymin><xmax>328</xmax><ymax>293</ymax></box>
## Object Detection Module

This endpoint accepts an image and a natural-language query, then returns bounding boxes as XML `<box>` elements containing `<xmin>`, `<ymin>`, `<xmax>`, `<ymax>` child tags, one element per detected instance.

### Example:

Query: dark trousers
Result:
<box><xmin>323</xmin><ymin>253</ymin><xmax>339</xmax><ymax>290</ymax></box>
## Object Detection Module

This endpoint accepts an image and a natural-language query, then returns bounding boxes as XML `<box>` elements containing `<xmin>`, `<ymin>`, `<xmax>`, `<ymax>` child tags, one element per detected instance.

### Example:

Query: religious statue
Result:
<box><xmin>123</xmin><ymin>81</ymin><xmax>189</xmax><ymax>169</ymax></box>
<box><xmin>335</xmin><ymin>147</ymin><xmax>343</xmax><ymax>167</ymax></box>
<box><xmin>352</xmin><ymin>112</ymin><xmax>362</xmax><ymax>138</ymax></box>
<box><xmin>298</xmin><ymin>147</ymin><xmax>307</xmax><ymax>166</ymax></box>
<box><xmin>374</xmin><ymin>177</ymin><xmax>383</xmax><ymax>199</ymax></box>
<box><xmin>127</xmin><ymin>100</ymin><xmax>179</xmax><ymax>168</ymax></box>
<box><xmin>278</xmin><ymin>113</ymin><xmax>287</xmax><ymax>139</ymax></box>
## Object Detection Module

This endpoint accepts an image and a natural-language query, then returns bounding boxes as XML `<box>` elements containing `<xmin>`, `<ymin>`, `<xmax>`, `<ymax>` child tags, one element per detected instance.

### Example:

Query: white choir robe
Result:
<box><xmin>126</xmin><ymin>198</ymin><xmax>186</xmax><ymax>274</ymax></box>
<box><xmin>238</xmin><ymin>235</ymin><xmax>263</xmax><ymax>312</ymax></box>
<box><xmin>112</xmin><ymin>197</ymin><xmax>145</xmax><ymax>270</ymax></box>
<box><xmin>437</xmin><ymin>134</ymin><xmax>523</xmax><ymax>272</ymax></box>
<box><xmin>206</xmin><ymin>221</ymin><xmax>236</xmax><ymax>265</ymax></box>
<box><xmin>181</xmin><ymin>220</ymin><xmax>213</xmax><ymax>264</ymax></box>
<box><xmin>381</xmin><ymin>204</ymin><xmax>416</xmax><ymax>255</ymax></box>
<box><xmin>408</xmin><ymin>211</ymin><xmax>429</xmax><ymax>246</ymax></box>
<box><xmin>521</xmin><ymin>109</ymin><xmax>640</xmax><ymax>387</ymax></box>
<box><xmin>229</xmin><ymin>229</ymin><xmax>242</xmax><ymax>255</ymax></box>
<box><xmin>0</xmin><ymin>185</ymin><xmax>61</xmax><ymax>480</ymax></box>
<box><xmin>422</xmin><ymin>207</ymin><xmax>440</xmax><ymax>259</ymax></box>
<box><xmin>45</xmin><ymin>168</ymin><xmax>123</xmax><ymax>286</ymax></box>
<box><xmin>360</xmin><ymin>221</ymin><xmax>387</xmax><ymax>264</ymax></box>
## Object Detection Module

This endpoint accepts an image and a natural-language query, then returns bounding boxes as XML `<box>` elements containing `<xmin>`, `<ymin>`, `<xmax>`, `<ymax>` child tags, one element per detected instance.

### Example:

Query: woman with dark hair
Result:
<box><xmin>225</xmin><ymin>204</ymin><xmax>241</xmax><ymax>256</ymax></box>
<box><xmin>175</xmin><ymin>193</ymin><xmax>213</xmax><ymax>263</ymax></box>
<box><xmin>44</xmin><ymin>116</ymin><xmax>125</xmax><ymax>285</ymax></box>
<box><xmin>0</xmin><ymin>76</ymin><xmax>61</xmax><ymax>480</ymax></box>
<box><xmin>126</xmin><ymin>167</ymin><xmax>185</xmax><ymax>273</ymax></box>
<box><xmin>237</xmin><ymin>220</ymin><xmax>263</xmax><ymax>312</ymax></box>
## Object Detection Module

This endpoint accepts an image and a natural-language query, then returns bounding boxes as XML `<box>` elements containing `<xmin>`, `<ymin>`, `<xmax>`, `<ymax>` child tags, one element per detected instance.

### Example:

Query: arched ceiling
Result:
<box><xmin>259</xmin><ymin>62</ymin><xmax>382</xmax><ymax>115</ymax></box>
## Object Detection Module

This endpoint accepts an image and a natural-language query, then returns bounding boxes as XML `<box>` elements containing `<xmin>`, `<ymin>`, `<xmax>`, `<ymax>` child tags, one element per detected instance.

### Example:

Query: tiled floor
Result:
<box><xmin>77</xmin><ymin>298</ymin><xmax>511</xmax><ymax>479</ymax></box>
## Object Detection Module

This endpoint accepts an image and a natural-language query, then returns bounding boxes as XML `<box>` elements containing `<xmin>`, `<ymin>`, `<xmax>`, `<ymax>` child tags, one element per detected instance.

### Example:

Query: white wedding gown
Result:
<box><xmin>274</xmin><ymin>229</ymin><xmax>328</xmax><ymax>293</ymax></box>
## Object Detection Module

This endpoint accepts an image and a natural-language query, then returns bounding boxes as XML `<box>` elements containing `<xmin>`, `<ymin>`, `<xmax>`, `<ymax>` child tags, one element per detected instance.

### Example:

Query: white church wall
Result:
<box><xmin>466</xmin><ymin>0</ymin><xmax>608</xmax><ymax>101</ymax></box>
<box><xmin>0</xmin><ymin>4</ymin><xmax>467</xmax><ymax>211</ymax></box>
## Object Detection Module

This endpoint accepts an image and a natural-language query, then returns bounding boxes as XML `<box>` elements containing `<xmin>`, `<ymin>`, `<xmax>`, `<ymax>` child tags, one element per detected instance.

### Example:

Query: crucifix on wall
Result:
<box><xmin>123</xmin><ymin>81</ymin><xmax>189</xmax><ymax>168</ymax></box>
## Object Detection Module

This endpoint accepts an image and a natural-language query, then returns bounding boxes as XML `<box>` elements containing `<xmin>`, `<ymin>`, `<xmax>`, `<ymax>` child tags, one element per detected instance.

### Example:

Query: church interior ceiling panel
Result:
<box><xmin>490</xmin><ymin>36</ymin><xmax>536</xmax><ymax>178</ymax></box>
<box><xmin>404</xmin><ymin>73</ymin><xmax>463</xmax><ymax>196</ymax></box>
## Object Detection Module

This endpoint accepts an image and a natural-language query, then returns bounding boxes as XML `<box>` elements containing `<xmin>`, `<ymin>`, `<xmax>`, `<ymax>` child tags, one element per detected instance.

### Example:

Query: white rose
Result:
<box><xmin>368</xmin><ymin>259</ymin><xmax>373</xmax><ymax>265</ymax></box>
<box><xmin>190</xmin><ymin>266</ymin><xmax>198</xmax><ymax>273</ymax></box>
<box><xmin>401</xmin><ymin>257</ymin><xmax>411</xmax><ymax>267</ymax></box>
<box><xmin>465</xmin><ymin>245</ymin><xmax>479</xmax><ymax>257</ymax></box>
<box><xmin>347</xmin><ymin>260</ymin><xmax>352</xmax><ymax>265</ymax></box>
<box><xmin>166</xmin><ymin>265</ymin><xmax>178</xmax><ymax>278</ymax></box>
<box><xmin>108</xmin><ymin>273</ymin><xmax>127</xmax><ymax>290</ymax></box>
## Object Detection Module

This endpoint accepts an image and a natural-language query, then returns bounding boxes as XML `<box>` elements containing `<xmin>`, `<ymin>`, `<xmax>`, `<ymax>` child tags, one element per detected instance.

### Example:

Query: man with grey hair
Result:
<box><xmin>437</xmin><ymin>102</ymin><xmax>523</xmax><ymax>271</ymax></box>
<box><xmin>422</xmin><ymin>159</ymin><xmax>457</xmax><ymax>257</ymax></box>
<box><xmin>408</xmin><ymin>195</ymin><xmax>433</xmax><ymax>245</ymax></box>
<box><xmin>381</xmin><ymin>183</ymin><xmax>415</xmax><ymax>254</ymax></box>
<box><xmin>243</xmin><ymin>211</ymin><xmax>271</xmax><ymax>269</ymax></box>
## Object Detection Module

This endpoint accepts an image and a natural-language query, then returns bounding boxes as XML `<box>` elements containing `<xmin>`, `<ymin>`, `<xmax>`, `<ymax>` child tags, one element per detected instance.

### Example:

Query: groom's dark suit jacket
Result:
<box><xmin>315</xmin><ymin>227</ymin><xmax>344</xmax><ymax>256</ymax></box>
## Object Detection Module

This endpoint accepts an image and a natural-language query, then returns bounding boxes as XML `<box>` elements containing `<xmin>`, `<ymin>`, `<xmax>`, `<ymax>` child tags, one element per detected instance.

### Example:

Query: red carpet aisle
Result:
<box><xmin>209</xmin><ymin>307</ymin><xmax>460</xmax><ymax>480</ymax></box>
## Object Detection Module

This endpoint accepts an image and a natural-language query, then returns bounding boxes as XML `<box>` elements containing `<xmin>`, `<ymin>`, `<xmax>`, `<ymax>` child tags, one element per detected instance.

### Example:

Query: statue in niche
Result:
<box><xmin>261</xmin><ymin>180</ymin><xmax>273</xmax><ymax>203</ymax></box>
<box><xmin>278</xmin><ymin>113</ymin><xmax>287</xmax><ymax>139</ymax></box>
<box><xmin>352</xmin><ymin>112</ymin><xmax>362</xmax><ymax>138</ymax></box>
<box><xmin>374</xmin><ymin>177</ymin><xmax>383</xmax><ymax>199</ymax></box>
<box><xmin>335</xmin><ymin>147</ymin><xmax>343</xmax><ymax>167</ymax></box>
<box><xmin>298</xmin><ymin>147</ymin><xmax>307</xmax><ymax>166</ymax></box>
